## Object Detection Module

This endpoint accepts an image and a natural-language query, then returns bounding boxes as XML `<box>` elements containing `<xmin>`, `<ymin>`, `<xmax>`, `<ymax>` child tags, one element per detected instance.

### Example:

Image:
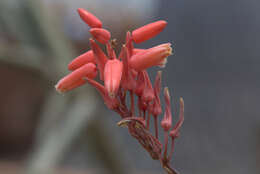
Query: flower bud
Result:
<box><xmin>121</xmin><ymin>46</ymin><xmax>136</xmax><ymax>90</ymax></box>
<box><xmin>104</xmin><ymin>59</ymin><xmax>123</xmax><ymax>97</ymax></box>
<box><xmin>90</xmin><ymin>28</ymin><xmax>111</xmax><ymax>44</ymax></box>
<box><xmin>55</xmin><ymin>63</ymin><xmax>97</xmax><ymax>93</ymax></box>
<box><xmin>141</xmin><ymin>71</ymin><xmax>155</xmax><ymax>103</ymax></box>
<box><xmin>62</xmin><ymin>79</ymin><xmax>86</xmax><ymax>92</ymax></box>
<box><xmin>77</xmin><ymin>8</ymin><xmax>102</xmax><ymax>28</ymax></box>
<box><xmin>68</xmin><ymin>50</ymin><xmax>95</xmax><ymax>71</ymax></box>
<box><xmin>132</xmin><ymin>20</ymin><xmax>167</xmax><ymax>43</ymax></box>
<box><xmin>129</xmin><ymin>43</ymin><xmax>172</xmax><ymax>71</ymax></box>
<box><xmin>152</xmin><ymin>71</ymin><xmax>162</xmax><ymax>116</ymax></box>
<box><xmin>161</xmin><ymin>87</ymin><xmax>172</xmax><ymax>132</ymax></box>
<box><xmin>134</xmin><ymin>71</ymin><xmax>145</xmax><ymax>96</ymax></box>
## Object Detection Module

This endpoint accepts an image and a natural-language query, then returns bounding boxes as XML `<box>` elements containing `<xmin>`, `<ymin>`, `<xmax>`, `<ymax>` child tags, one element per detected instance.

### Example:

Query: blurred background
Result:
<box><xmin>0</xmin><ymin>0</ymin><xmax>259</xmax><ymax>174</ymax></box>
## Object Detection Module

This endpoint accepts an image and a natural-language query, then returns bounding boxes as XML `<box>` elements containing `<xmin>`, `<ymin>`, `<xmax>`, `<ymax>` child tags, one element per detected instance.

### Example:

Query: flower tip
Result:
<box><xmin>108</xmin><ymin>92</ymin><xmax>116</xmax><ymax>98</ymax></box>
<box><xmin>77</xmin><ymin>8</ymin><xmax>84</xmax><ymax>15</ymax></box>
<box><xmin>55</xmin><ymin>82</ymin><xmax>66</xmax><ymax>93</ymax></box>
<box><xmin>129</xmin><ymin>43</ymin><xmax>172</xmax><ymax>71</ymax></box>
<box><xmin>132</xmin><ymin>20</ymin><xmax>168</xmax><ymax>43</ymax></box>
<box><xmin>164</xmin><ymin>87</ymin><xmax>170</xmax><ymax>98</ymax></box>
<box><xmin>161</xmin><ymin>43</ymin><xmax>173</xmax><ymax>55</ymax></box>
<box><xmin>55</xmin><ymin>63</ymin><xmax>96</xmax><ymax>94</ymax></box>
<box><xmin>77</xmin><ymin>8</ymin><xmax>102</xmax><ymax>28</ymax></box>
<box><xmin>55</xmin><ymin>83</ymin><xmax>62</xmax><ymax>93</ymax></box>
<box><xmin>180</xmin><ymin>97</ymin><xmax>184</xmax><ymax>105</ymax></box>
<box><xmin>67</xmin><ymin>64</ymin><xmax>74</xmax><ymax>71</ymax></box>
<box><xmin>161</xmin><ymin>20</ymin><xmax>168</xmax><ymax>27</ymax></box>
<box><xmin>158</xmin><ymin>44</ymin><xmax>172</xmax><ymax>68</ymax></box>
<box><xmin>89</xmin><ymin>28</ymin><xmax>111</xmax><ymax>44</ymax></box>
<box><xmin>158</xmin><ymin>59</ymin><xmax>167</xmax><ymax>68</ymax></box>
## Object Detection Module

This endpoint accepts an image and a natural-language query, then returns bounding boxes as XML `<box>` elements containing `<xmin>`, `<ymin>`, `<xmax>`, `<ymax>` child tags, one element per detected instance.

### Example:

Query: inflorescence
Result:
<box><xmin>55</xmin><ymin>8</ymin><xmax>184</xmax><ymax>174</ymax></box>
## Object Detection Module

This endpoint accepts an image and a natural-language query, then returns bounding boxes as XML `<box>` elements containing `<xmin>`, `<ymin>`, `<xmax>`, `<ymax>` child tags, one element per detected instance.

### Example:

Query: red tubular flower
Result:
<box><xmin>77</xmin><ymin>8</ymin><xmax>102</xmax><ymax>28</ymax></box>
<box><xmin>89</xmin><ymin>28</ymin><xmax>111</xmax><ymax>44</ymax></box>
<box><xmin>129</xmin><ymin>43</ymin><xmax>172</xmax><ymax>71</ymax></box>
<box><xmin>132</xmin><ymin>20</ymin><xmax>167</xmax><ymax>43</ymax></box>
<box><xmin>141</xmin><ymin>71</ymin><xmax>155</xmax><ymax>103</ymax></box>
<box><xmin>133</xmin><ymin>48</ymin><xmax>146</xmax><ymax>55</ymax></box>
<box><xmin>68</xmin><ymin>50</ymin><xmax>96</xmax><ymax>71</ymax></box>
<box><xmin>55</xmin><ymin>63</ymin><xmax>97</xmax><ymax>93</ymax></box>
<box><xmin>63</xmin><ymin>79</ymin><xmax>86</xmax><ymax>92</ymax></box>
<box><xmin>134</xmin><ymin>71</ymin><xmax>145</xmax><ymax>96</ymax></box>
<box><xmin>104</xmin><ymin>59</ymin><xmax>123</xmax><ymax>97</ymax></box>
<box><xmin>161</xmin><ymin>87</ymin><xmax>172</xmax><ymax>132</ymax></box>
<box><xmin>121</xmin><ymin>46</ymin><xmax>136</xmax><ymax>91</ymax></box>
<box><xmin>89</xmin><ymin>39</ymin><xmax>108</xmax><ymax>80</ymax></box>
<box><xmin>152</xmin><ymin>71</ymin><xmax>162</xmax><ymax>116</ymax></box>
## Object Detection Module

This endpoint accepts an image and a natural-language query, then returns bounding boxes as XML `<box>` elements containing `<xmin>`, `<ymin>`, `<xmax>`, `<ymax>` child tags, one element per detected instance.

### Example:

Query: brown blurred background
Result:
<box><xmin>0</xmin><ymin>0</ymin><xmax>259</xmax><ymax>174</ymax></box>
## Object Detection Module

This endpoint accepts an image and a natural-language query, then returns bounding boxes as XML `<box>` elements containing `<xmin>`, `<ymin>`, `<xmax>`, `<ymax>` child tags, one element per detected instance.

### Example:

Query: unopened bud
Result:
<box><xmin>132</xmin><ymin>20</ymin><xmax>167</xmax><ymax>43</ymax></box>
<box><xmin>90</xmin><ymin>28</ymin><xmax>111</xmax><ymax>44</ymax></box>
<box><xmin>68</xmin><ymin>50</ymin><xmax>95</xmax><ymax>71</ymax></box>
<box><xmin>141</xmin><ymin>71</ymin><xmax>155</xmax><ymax>103</ymax></box>
<box><xmin>161</xmin><ymin>87</ymin><xmax>172</xmax><ymax>132</ymax></box>
<box><xmin>55</xmin><ymin>63</ymin><xmax>97</xmax><ymax>93</ymax></box>
<box><xmin>77</xmin><ymin>8</ymin><xmax>102</xmax><ymax>28</ymax></box>
<box><xmin>104</xmin><ymin>59</ymin><xmax>123</xmax><ymax>97</ymax></box>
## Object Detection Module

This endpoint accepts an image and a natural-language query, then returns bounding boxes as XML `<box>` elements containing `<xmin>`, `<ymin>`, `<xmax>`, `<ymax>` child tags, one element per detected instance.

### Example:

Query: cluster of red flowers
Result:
<box><xmin>55</xmin><ymin>8</ymin><xmax>184</xmax><ymax>174</ymax></box>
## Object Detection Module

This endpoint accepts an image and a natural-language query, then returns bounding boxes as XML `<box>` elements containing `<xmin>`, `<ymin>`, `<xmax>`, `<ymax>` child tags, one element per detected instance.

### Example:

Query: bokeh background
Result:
<box><xmin>0</xmin><ymin>0</ymin><xmax>259</xmax><ymax>174</ymax></box>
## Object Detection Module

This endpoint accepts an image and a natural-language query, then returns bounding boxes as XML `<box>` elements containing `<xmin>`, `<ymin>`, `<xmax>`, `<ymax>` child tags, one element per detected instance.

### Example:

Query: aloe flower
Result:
<box><xmin>132</xmin><ymin>20</ymin><xmax>167</xmax><ymax>43</ymax></box>
<box><xmin>68</xmin><ymin>50</ymin><xmax>96</xmax><ymax>71</ymax></box>
<box><xmin>130</xmin><ymin>43</ymin><xmax>172</xmax><ymax>71</ymax></box>
<box><xmin>55</xmin><ymin>8</ymin><xmax>184</xmax><ymax>174</ymax></box>
<box><xmin>56</xmin><ymin>63</ymin><xmax>97</xmax><ymax>93</ymax></box>
<box><xmin>104</xmin><ymin>59</ymin><xmax>123</xmax><ymax>97</ymax></box>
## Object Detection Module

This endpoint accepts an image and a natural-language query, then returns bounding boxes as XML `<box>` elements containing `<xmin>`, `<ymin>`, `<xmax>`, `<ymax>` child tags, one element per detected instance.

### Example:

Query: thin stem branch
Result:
<box><xmin>168</xmin><ymin>137</ymin><xmax>175</xmax><ymax>162</ymax></box>
<box><xmin>154</xmin><ymin>116</ymin><xmax>159</xmax><ymax>139</ymax></box>
<box><xmin>130</xmin><ymin>90</ymin><xmax>135</xmax><ymax>116</ymax></box>
<box><xmin>163</xmin><ymin>131</ymin><xmax>169</xmax><ymax>159</ymax></box>
<box><xmin>146</xmin><ymin>112</ymin><xmax>151</xmax><ymax>130</ymax></box>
